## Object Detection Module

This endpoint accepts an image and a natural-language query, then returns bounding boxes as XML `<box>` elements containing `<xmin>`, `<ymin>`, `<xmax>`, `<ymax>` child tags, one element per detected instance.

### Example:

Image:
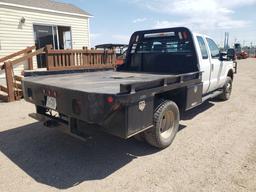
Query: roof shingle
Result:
<box><xmin>0</xmin><ymin>0</ymin><xmax>92</xmax><ymax>16</ymax></box>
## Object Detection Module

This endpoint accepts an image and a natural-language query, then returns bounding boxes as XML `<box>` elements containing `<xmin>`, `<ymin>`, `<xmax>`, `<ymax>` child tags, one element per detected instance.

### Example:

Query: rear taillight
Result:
<box><xmin>107</xmin><ymin>96</ymin><xmax>114</xmax><ymax>104</ymax></box>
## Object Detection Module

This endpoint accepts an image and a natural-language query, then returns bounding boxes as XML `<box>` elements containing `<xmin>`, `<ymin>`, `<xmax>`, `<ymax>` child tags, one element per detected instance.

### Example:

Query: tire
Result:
<box><xmin>144</xmin><ymin>100</ymin><xmax>180</xmax><ymax>149</ymax></box>
<box><xmin>219</xmin><ymin>77</ymin><xmax>232</xmax><ymax>101</ymax></box>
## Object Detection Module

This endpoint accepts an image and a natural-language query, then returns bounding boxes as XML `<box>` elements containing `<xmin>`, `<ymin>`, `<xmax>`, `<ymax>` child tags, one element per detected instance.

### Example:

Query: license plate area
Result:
<box><xmin>46</xmin><ymin>96</ymin><xmax>57</xmax><ymax>110</ymax></box>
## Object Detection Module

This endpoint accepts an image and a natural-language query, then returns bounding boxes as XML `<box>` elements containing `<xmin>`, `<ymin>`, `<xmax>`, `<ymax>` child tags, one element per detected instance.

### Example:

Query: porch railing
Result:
<box><xmin>45</xmin><ymin>45</ymin><xmax>116</xmax><ymax>71</ymax></box>
<box><xmin>0</xmin><ymin>46</ymin><xmax>36</xmax><ymax>70</ymax></box>
<box><xmin>0</xmin><ymin>46</ymin><xmax>45</xmax><ymax>102</ymax></box>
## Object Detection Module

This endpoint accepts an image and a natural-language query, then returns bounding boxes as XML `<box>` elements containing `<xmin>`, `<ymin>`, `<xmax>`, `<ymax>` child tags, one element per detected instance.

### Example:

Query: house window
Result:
<box><xmin>58</xmin><ymin>26</ymin><xmax>72</xmax><ymax>49</ymax></box>
<box><xmin>33</xmin><ymin>24</ymin><xmax>72</xmax><ymax>68</ymax></box>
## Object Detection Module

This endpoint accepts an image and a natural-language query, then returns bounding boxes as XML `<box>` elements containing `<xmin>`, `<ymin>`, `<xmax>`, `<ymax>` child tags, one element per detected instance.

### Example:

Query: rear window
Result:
<box><xmin>131</xmin><ymin>31</ymin><xmax>192</xmax><ymax>54</ymax></box>
<box><xmin>197</xmin><ymin>36</ymin><xmax>208</xmax><ymax>59</ymax></box>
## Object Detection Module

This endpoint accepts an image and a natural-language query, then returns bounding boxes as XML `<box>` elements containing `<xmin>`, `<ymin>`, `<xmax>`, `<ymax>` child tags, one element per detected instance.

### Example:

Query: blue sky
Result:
<box><xmin>62</xmin><ymin>0</ymin><xmax>256</xmax><ymax>47</ymax></box>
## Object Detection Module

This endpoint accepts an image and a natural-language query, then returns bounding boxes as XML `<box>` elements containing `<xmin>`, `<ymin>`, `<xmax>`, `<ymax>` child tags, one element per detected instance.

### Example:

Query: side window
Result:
<box><xmin>206</xmin><ymin>38</ymin><xmax>220</xmax><ymax>58</ymax></box>
<box><xmin>197</xmin><ymin>36</ymin><xmax>208</xmax><ymax>59</ymax></box>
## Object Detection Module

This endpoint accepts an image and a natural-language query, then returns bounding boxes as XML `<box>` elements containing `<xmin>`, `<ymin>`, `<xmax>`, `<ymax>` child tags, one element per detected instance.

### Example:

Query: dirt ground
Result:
<box><xmin>0</xmin><ymin>58</ymin><xmax>256</xmax><ymax>192</ymax></box>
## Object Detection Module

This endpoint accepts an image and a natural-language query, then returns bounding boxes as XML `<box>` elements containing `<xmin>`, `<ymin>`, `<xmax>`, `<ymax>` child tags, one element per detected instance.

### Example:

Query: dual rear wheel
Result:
<box><xmin>134</xmin><ymin>100</ymin><xmax>180</xmax><ymax>149</ymax></box>
<box><xmin>135</xmin><ymin>76</ymin><xmax>233</xmax><ymax>149</ymax></box>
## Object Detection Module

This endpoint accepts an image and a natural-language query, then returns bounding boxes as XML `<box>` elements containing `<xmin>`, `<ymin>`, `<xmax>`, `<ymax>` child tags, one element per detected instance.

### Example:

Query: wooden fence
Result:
<box><xmin>0</xmin><ymin>45</ymin><xmax>117</xmax><ymax>102</ymax></box>
<box><xmin>0</xmin><ymin>46</ymin><xmax>36</xmax><ymax>70</ymax></box>
<box><xmin>45</xmin><ymin>45</ymin><xmax>116</xmax><ymax>71</ymax></box>
<box><xmin>0</xmin><ymin>46</ymin><xmax>45</xmax><ymax>102</ymax></box>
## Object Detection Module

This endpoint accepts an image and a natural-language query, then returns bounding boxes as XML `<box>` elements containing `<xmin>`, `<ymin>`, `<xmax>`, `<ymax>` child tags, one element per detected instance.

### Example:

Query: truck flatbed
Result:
<box><xmin>24</xmin><ymin>71</ymin><xmax>175</xmax><ymax>95</ymax></box>
<box><xmin>23</xmin><ymin>69</ymin><xmax>201</xmax><ymax>139</ymax></box>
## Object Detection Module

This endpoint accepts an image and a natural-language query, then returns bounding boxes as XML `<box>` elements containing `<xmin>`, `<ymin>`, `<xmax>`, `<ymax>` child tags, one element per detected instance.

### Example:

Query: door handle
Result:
<box><xmin>211</xmin><ymin>64</ymin><xmax>214</xmax><ymax>71</ymax></box>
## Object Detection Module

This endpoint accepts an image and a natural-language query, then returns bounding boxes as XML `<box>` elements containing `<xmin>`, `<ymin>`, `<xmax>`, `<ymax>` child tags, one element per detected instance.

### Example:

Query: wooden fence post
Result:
<box><xmin>45</xmin><ymin>44</ymin><xmax>53</xmax><ymax>70</ymax></box>
<box><xmin>4</xmin><ymin>61</ymin><xmax>15</xmax><ymax>102</ymax></box>
<box><xmin>91</xmin><ymin>48</ymin><xmax>95</xmax><ymax>65</ymax></box>
<box><xmin>112</xmin><ymin>48</ymin><xmax>116</xmax><ymax>67</ymax></box>
<box><xmin>82</xmin><ymin>47</ymin><xmax>87</xmax><ymax>66</ymax></box>
<box><xmin>27</xmin><ymin>47</ymin><xmax>33</xmax><ymax>70</ymax></box>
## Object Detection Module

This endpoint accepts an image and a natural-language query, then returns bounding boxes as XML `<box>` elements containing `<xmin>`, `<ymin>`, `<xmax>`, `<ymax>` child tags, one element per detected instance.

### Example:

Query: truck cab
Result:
<box><xmin>193</xmin><ymin>33</ymin><xmax>234</xmax><ymax>95</ymax></box>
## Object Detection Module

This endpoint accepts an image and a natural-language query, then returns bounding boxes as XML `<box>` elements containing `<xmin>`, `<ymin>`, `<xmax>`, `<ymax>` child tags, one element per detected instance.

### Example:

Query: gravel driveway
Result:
<box><xmin>0</xmin><ymin>58</ymin><xmax>256</xmax><ymax>192</ymax></box>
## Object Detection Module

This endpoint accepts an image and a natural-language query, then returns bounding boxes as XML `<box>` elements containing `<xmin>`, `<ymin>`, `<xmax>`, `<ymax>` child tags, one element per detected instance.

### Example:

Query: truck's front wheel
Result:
<box><xmin>219</xmin><ymin>77</ymin><xmax>233</xmax><ymax>101</ymax></box>
<box><xmin>144</xmin><ymin>100</ymin><xmax>180</xmax><ymax>149</ymax></box>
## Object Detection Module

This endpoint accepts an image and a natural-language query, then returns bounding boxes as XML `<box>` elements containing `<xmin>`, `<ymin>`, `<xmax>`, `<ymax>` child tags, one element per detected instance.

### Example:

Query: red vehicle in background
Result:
<box><xmin>234</xmin><ymin>43</ymin><xmax>248</xmax><ymax>59</ymax></box>
<box><xmin>239</xmin><ymin>51</ymin><xmax>249</xmax><ymax>59</ymax></box>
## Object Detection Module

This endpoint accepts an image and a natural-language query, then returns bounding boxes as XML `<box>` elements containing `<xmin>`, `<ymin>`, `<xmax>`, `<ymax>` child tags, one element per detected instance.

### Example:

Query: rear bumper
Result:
<box><xmin>29</xmin><ymin>113</ymin><xmax>92</xmax><ymax>141</ymax></box>
<box><xmin>29</xmin><ymin>92</ymin><xmax>154</xmax><ymax>139</ymax></box>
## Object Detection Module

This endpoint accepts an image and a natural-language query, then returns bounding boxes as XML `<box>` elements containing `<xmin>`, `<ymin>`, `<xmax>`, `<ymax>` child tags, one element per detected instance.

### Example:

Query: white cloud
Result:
<box><xmin>220</xmin><ymin>0</ymin><xmax>256</xmax><ymax>7</ymax></box>
<box><xmin>133</xmin><ymin>17</ymin><xmax>147</xmax><ymax>23</ymax></box>
<box><xmin>132</xmin><ymin>0</ymin><xmax>255</xmax><ymax>32</ymax></box>
<box><xmin>154</xmin><ymin>21</ymin><xmax>186</xmax><ymax>28</ymax></box>
<box><xmin>90</xmin><ymin>33</ymin><xmax>102</xmax><ymax>38</ymax></box>
<box><xmin>90</xmin><ymin>33</ymin><xmax>130</xmax><ymax>47</ymax></box>
<box><xmin>154</xmin><ymin>17</ymin><xmax>250</xmax><ymax>32</ymax></box>
<box><xmin>112</xmin><ymin>34</ymin><xmax>130</xmax><ymax>43</ymax></box>
<box><xmin>90</xmin><ymin>33</ymin><xmax>103</xmax><ymax>47</ymax></box>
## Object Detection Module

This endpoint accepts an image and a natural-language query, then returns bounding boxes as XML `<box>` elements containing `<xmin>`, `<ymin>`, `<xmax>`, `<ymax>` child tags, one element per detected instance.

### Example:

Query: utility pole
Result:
<box><xmin>227</xmin><ymin>33</ymin><xmax>229</xmax><ymax>49</ymax></box>
<box><xmin>224</xmin><ymin>32</ymin><xmax>229</xmax><ymax>50</ymax></box>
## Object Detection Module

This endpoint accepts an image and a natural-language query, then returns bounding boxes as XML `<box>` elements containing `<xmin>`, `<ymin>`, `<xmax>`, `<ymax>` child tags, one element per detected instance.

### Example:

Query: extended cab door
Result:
<box><xmin>196</xmin><ymin>36</ymin><xmax>211</xmax><ymax>95</ymax></box>
<box><xmin>205</xmin><ymin>38</ymin><xmax>223</xmax><ymax>92</ymax></box>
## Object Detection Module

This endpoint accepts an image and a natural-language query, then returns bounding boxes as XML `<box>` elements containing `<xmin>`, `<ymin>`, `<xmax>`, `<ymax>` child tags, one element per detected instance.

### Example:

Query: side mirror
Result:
<box><xmin>219</xmin><ymin>51</ymin><xmax>227</xmax><ymax>61</ymax></box>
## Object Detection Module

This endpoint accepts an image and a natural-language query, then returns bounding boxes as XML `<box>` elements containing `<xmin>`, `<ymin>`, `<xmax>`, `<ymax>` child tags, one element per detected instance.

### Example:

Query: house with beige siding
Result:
<box><xmin>0</xmin><ymin>0</ymin><xmax>92</xmax><ymax>72</ymax></box>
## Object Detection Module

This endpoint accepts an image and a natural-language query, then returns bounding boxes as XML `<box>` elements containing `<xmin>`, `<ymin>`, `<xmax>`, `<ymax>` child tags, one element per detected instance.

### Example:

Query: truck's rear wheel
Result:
<box><xmin>219</xmin><ymin>77</ymin><xmax>232</xmax><ymax>101</ymax></box>
<box><xmin>144</xmin><ymin>100</ymin><xmax>180</xmax><ymax>149</ymax></box>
